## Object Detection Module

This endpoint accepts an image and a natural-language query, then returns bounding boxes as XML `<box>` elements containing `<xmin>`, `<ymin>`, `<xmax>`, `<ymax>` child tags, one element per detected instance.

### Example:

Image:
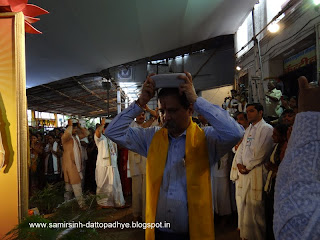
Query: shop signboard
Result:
<box><xmin>284</xmin><ymin>45</ymin><xmax>316</xmax><ymax>73</ymax></box>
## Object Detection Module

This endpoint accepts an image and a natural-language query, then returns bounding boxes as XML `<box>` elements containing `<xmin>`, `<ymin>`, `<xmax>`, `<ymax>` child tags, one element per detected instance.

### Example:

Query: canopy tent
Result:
<box><xmin>25</xmin><ymin>0</ymin><xmax>257</xmax><ymax>117</ymax></box>
<box><xmin>27</xmin><ymin>75</ymin><xmax>122</xmax><ymax>118</ymax></box>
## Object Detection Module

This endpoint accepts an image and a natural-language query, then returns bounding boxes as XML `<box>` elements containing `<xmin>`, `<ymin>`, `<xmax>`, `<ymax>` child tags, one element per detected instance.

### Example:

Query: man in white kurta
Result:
<box><xmin>235</xmin><ymin>103</ymin><xmax>274</xmax><ymax>240</ymax></box>
<box><xmin>95</xmin><ymin>119</ymin><xmax>125</xmax><ymax>207</ymax></box>
<box><xmin>213</xmin><ymin>153</ymin><xmax>232</xmax><ymax>216</ymax></box>
<box><xmin>128</xmin><ymin>133</ymin><xmax>146</xmax><ymax>221</ymax></box>
<box><xmin>230</xmin><ymin>149</ymin><xmax>243</xmax><ymax>229</ymax></box>
<box><xmin>230</xmin><ymin>112</ymin><xmax>250</xmax><ymax>229</ymax></box>
<box><xmin>265</xmin><ymin>80</ymin><xmax>282</xmax><ymax>119</ymax></box>
<box><xmin>128</xmin><ymin>111</ymin><xmax>157</xmax><ymax>221</ymax></box>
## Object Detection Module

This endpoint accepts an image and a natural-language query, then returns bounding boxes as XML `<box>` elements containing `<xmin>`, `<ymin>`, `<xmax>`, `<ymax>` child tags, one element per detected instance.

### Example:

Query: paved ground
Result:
<box><xmin>95</xmin><ymin>209</ymin><xmax>240</xmax><ymax>240</ymax></box>
<box><xmin>50</xmin><ymin>195</ymin><xmax>240</xmax><ymax>240</ymax></box>
<box><xmin>92</xmin><ymin>197</ymin><xmax>239</xmax><ymax>240</ymax></box>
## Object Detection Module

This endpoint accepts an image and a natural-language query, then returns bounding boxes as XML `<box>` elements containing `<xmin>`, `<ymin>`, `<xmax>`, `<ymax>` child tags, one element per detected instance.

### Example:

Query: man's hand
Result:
<box><xmin>298</xmin><ymin>76</ymin><xmax>320</xmax><ymax>112</ymax></box>
<box><xmin>137</xmin><ymin>74</ymin><xmax>156</xmax><ymax>107</ymax></box>
<box><xmin>101</xmin><ymin>118</ymin><xmax>106</xmax><ymax>127</ymax></box>
<box><xmin>234</xmin><ymin>139</ymin><xmax>243</xmax><ymax>151</ymax></box>
<box><xmin>237</xmin><ymin>163</ymin><xmax>250</xmax><ymax>175</ymax></box>
<box><xmin>96</xmin><ymin>118</ymin><xmax>106</xmax><ymax>138</ymax></box>
<box><xmin>145</xmin><ymin>105</ymin><xmax>159</xmax><ymax>118</ymax></box>
<box><xmin>68</xmin><ymin>119</ymin><xmax>73</xmax><ymax>126</ymax></box>
<box><xmin>178</xmin><ymin>72</ymin><xmax>197</xmax><ymax>104</ymax></box>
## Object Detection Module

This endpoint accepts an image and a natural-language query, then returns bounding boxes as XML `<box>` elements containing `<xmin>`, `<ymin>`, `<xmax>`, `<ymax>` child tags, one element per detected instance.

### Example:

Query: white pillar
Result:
<box><xmin>125</xmin><ymin>96</ymin><xmax>129</xmax><ymax>108</ymax></box>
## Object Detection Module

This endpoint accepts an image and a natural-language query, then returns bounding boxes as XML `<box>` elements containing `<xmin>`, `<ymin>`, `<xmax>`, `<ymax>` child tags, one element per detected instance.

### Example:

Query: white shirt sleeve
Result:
<box><xmin>235</xmin><ymin>138</ymin><xmax>244</xmax><ymax>165</ymax></box>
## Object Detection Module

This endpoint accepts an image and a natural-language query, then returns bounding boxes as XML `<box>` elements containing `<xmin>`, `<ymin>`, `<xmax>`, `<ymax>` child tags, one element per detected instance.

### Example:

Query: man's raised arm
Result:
<box><xmin>105</xmin><ymin>75</ymin><xmax>157</xmax><ymax>157</ymax></box>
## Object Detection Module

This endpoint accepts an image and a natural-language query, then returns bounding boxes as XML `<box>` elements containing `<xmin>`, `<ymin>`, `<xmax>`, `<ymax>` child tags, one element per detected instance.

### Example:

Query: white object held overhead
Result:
<box><xmin>151</xmin><ymin>73</ymin><xmax>186</xmax><ymax>88</ymax></box>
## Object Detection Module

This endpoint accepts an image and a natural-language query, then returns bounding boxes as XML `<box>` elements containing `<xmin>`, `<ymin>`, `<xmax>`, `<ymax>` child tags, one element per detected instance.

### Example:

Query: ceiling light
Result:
<box><xmin>268</xmin><ymin>22</ymin><xmax>280</xmax><ymax>33</ymax></box>
<box><xmin>236</xmin><ymin>66</ymin><xmax>241</xmax><ymax>71</ymax></box>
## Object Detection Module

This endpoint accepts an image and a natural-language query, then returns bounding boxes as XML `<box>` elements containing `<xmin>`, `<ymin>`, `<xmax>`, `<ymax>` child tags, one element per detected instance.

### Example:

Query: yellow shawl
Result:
<box><xmin>145</xmin><ymin>119</ymin><xmax>214</xmax><ymax>240</ymax></box>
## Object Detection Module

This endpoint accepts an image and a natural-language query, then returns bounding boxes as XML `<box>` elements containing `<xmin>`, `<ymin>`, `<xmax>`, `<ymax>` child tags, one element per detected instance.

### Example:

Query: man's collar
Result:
<box><xmin>169</xmin><ymin>130</ymin><xmax>187</xmax><ymax>139</ymax></box>
<box><xmin>251</xmin><ymin>118</ymin><xmax>264</xmax><ymax>127</ymax></box>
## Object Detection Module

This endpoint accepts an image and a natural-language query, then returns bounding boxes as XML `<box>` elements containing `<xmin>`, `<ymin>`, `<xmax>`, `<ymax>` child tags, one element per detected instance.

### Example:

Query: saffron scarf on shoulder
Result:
<box><xmin>146</xmin><ymin>119</ymin><xmax>214</xmax><ymax>240</ymax></box>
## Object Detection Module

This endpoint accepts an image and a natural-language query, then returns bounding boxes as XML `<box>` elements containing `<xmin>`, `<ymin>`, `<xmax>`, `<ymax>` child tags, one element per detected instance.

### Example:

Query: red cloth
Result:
<box><xmin>118</xmin><ymin>147</ymin><xmax>131</xmax><ymax>196</ymax></box>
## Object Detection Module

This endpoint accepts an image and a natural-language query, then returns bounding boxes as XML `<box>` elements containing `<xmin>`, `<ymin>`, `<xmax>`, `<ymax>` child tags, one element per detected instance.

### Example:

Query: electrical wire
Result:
<box><xmin>238</xmin><ymin>60</ymin><xmax>255</xmax><ymax>70</ymax></box>
<box><xmin>260</xmin><ymin>14</ymin><xmax>320</xmax><ymax>57</ymax></box>
<box><xmin>235</xmin><ymin>0</ymin><xmax>306</xmax><ymax>56</ymax></box>
<box><xmin>262</xmin><ymin>25</ymin><xmax>313</xmax><ymax>59</ymax></box>
<box><xmin>238</xmin><ymin>7</ymin><xmax>319</xmax><ymax>65</ymax></box>
<box><xmin>262</xmin><ymin>25</ymin><xmax>314</xmax><ymax>61</ymax></box>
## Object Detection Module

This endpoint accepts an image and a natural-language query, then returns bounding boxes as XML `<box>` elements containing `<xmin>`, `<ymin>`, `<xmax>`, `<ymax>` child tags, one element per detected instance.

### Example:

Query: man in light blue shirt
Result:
<box><xmin>105</xmin><ymin>72</ymin><xmax>244</xmax><ymax>240</ymax></box>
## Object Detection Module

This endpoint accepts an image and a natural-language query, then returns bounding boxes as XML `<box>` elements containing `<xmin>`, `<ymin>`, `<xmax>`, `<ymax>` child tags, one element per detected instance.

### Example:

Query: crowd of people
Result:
<box><xmin>29</xmin><ymin>122</ymin><xmax>98</xmax><ymax>198</ymax></box>
<box><xmin>28</xmin><ymin>73</ymin><xmax>319</xmax><ymax>240</ymax></box>
<box><xmin>218</xmin><ymin>79</ymin><xmax>300</xmax><ymax>239</ymax></box>
<box><xmin>28</xmin><ymin>109</ymin><xmax>159</xmax><ymax>211</ymax></box>
<box><xmin>222</xmin><ymin>79</ymin><xmax>298</xmax><ymax>122</ymax></box>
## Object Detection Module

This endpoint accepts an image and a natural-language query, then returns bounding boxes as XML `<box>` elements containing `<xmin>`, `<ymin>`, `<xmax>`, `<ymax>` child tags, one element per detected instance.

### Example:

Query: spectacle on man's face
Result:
<box><xmin>158</xmin><ymin>95</ymin><xmax>192</xmax><ymax>137</ymax></box>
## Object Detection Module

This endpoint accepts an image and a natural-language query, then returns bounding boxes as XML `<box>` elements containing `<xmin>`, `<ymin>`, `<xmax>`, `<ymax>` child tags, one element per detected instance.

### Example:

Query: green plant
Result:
<box><xmin>3</xmin><ymin>213</ymin><xmax>99</xmax><ymax>240</ymax></box>
<box><xmin>47</xmin><ymin>195</ymin><xmax>99</xmax><ymax>240</ymax></box>
<box><xmin>3</xmin><ymin>215</ymin><xmax>58</xmax><ymax>240</ymax></box>
<box><xmin>4</xmin><ymin>191</ymin><xmax>101</xmax><ymax>240</ymax></box>
<box><xmin>29</xmin><ymin>182</ymin><xmax>65</xmax><ymax>214</ymax></box>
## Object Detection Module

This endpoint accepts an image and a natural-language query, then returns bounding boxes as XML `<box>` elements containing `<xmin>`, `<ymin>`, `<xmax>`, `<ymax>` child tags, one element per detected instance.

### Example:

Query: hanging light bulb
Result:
<box><xmin>268</xmin><ymin>22</ymin><xmax>280</xmax><ymax>33</ymax></box>
<box><xmin>236</xmin><ymin>66</ymin><xmax>241</xmax><ymax>71</ymax></box>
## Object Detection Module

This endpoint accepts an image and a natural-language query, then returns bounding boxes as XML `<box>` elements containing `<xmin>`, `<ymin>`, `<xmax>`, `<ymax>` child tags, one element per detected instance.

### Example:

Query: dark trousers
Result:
<box><xmin>155</xmin><ymin>228</ymin><xmax>189</xmax><ymax>240</ymax></box>
<box><xmin>45</xmin><ymin>174</ymin><xmax>60</xmax><ymax>184</ymax></box>
<box><xmin>265</xmin><ymin>181</ymin><xmax>276</xmax><ymax>240</ymax></box>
